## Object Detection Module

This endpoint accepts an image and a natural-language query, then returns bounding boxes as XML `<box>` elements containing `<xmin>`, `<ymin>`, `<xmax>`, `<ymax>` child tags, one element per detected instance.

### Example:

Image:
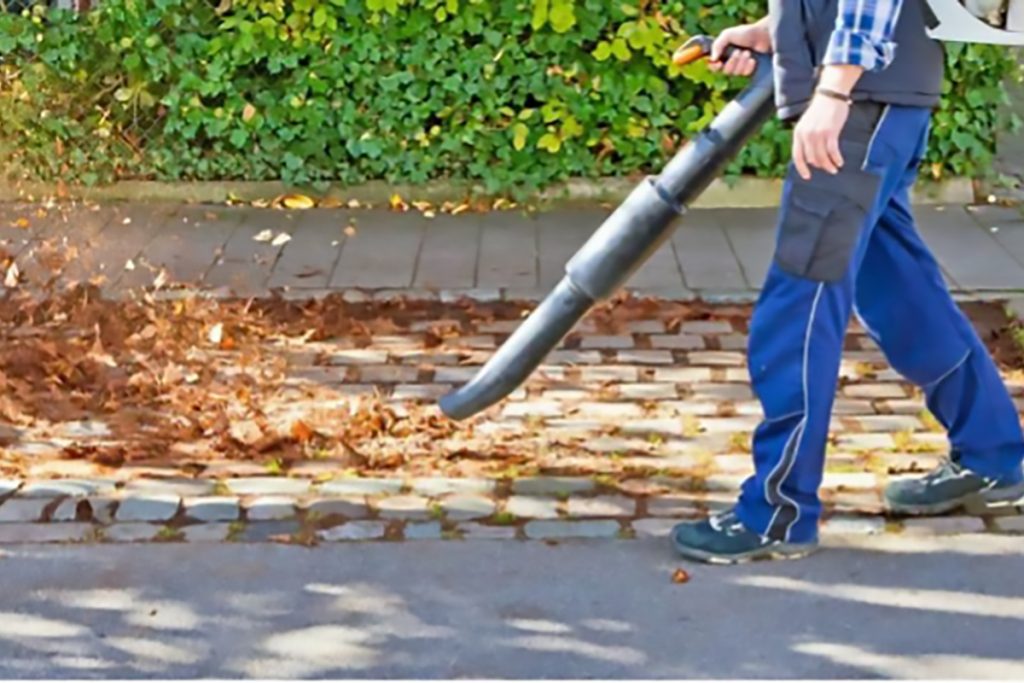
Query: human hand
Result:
<box><xmin>708</xmin><ymin>20</ymin><xmax>772</xmax><ymax>77</ymax></box>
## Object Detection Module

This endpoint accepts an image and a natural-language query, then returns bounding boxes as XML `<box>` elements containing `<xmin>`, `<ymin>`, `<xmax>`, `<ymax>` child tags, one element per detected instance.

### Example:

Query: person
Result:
<box><xmin>671</xmin><ymin>0</ymin><xmax>1024</xmax><ymax>564</ymax></box>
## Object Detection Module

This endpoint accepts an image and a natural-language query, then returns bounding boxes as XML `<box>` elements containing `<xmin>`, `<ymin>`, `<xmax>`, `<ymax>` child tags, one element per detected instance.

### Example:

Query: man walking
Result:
<box><xmin>671</xmin><ymin>0</ymin><xmax>1024</xmax><ymax>563</ymax></box>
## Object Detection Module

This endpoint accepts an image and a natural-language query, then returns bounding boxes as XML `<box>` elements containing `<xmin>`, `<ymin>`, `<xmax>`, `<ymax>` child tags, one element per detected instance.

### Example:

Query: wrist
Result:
<box><xmin>816</xmin><ymin>64</ymin><xmax>864</xmax><ymax>96</ymax></box>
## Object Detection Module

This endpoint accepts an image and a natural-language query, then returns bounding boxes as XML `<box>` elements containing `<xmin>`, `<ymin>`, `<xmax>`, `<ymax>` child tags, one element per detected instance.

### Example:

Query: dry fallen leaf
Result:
<box><xmin>344</xmin><ymin>225</ymin><xmax>357</xmax><ymax>237</ymax></box>
<box><xmin>13</xmin><ymin>218</ymin><xmax>29</xmax><ymax>230</ymax></box>
<box><xmin>318</xmin><ymin>197</ymin><xmax>344</xmax><ymax>209</ymax></box>
<box><xmin>290</xmin><ymin>419</ymin><xmax>315</xmax><ymax>444</ymax></box>
<box><xmin>4</xmin><ymin>263</ymin><xmax>19</xmax><ymax>288</ymax></box>
<box><xmin>280</xmin><ymin>194</ymin><xmax>315</xmax><ymax>210</ymax></box>
<box><xmin>390</xmin><ymin>193</ymin><xmax>408</xmax><ymax>211</ymax></box>
<box><xmin>230</xmin><ymin>419</ymin><xmax>264</xmax><ymax>446</ymax></box>
<box><xmin>271</xmin><ymin>232</ymin><xmax>292</xmax><ymax>247</ymax></box>
<box><xmin>124</xmin><ymin>259</ymin><xmax>136</xmax><ymax>271</ymax></box>
<box><xmin>347</xmin><ymin>199</ymin><xmax>362</xmax><ymax>209</ymax></box>
<box><xmin>153</xmin><ymin>269</ymin><xmax>168</xmax><ymax>290</ymax></box>
<box><xmin>242</xmin><ymin>103</ymin><xmax>257</xmax><ymax>122</ymax></box>
<box><xmin>253</xmin><ymin>229</ymin><xmax>273</xmax><ymax>242</ymax></box>
<box><xmin>671</xmin><ymin>568</ymin><xmax>691</xmax><ymax>584</ymax></box>
<box><xmin>451</xmin><ymin>203</ymin><xmax>470</xmax><ymax>216</ymax></box>
<box><xmin>207</xmin><ymin>322</ymin><xmax>224</xmax><ymax>346</ymax></box>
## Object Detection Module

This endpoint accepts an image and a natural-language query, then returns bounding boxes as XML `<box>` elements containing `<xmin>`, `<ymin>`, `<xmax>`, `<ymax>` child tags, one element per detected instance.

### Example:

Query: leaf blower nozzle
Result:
<box><xmin>438</xmin><ymin>37</ymin><xmax>775</xmax><ymax>421</ymax></box>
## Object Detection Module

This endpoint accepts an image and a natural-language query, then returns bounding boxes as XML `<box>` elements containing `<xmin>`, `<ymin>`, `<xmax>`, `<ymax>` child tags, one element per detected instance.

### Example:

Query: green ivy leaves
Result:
<box><xmin>0</xmin><ymin>0</ymin><xmax>1015</xmax><ymax>194</ymax></box>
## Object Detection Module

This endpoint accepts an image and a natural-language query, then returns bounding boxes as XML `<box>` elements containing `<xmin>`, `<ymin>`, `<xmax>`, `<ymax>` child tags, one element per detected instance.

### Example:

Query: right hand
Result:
<box><xmin>708</xmin><ymin>22</ymin><xmax>772</xmax><ymax>77</ymax></box>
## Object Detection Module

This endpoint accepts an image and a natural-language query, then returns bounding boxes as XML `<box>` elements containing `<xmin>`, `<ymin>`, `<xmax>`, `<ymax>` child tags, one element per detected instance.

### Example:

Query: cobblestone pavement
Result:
<box><xmin>1</xmin><ymin>295</ymin><xmax>1021</xmax><ymax>545</ymax></box>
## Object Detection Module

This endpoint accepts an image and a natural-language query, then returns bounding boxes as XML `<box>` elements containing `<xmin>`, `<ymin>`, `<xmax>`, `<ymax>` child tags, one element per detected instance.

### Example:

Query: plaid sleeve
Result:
<box><xmin>822</xmin><ymin>0</ymin><xmax>904</xmax><ymax>71</ymax></box>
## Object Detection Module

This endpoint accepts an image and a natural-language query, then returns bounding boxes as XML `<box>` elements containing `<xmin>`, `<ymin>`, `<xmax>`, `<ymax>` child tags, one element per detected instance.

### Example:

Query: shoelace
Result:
<box><xmin>922</xmin><ymin>458</ymin><xmax>963</xmax><ymax>485</ymax></box>
<box><xmin>708</xmin><ymin>509</ymin><xmax>747</xmax><ymax>535</ymax></box>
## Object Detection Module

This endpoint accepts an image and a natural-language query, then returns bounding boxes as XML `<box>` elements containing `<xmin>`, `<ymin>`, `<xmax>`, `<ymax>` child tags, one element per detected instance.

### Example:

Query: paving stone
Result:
<box><xmin>115</xmin><ymin>494</ymin><xmax>181</xmax><ymax>522</ymax></box>
<box><xmin>718</xmin><ymin>334</ymin><xmax>749</xmax><ymax>351</ymax></box>
<box><xmin>616</xmin><ymin>350</ymin><xmax>674</xmax><ymax>365</ymax></box>
<box><xmin>19</xmin><ymin>479</ymin><xmax>117</xmax><ymax>498</ymax></box>
<box><xmin>374</xmin><ymin>495</ymin><xmax>432</xmax><ymax>520</ymax></box>
<box><xmin>328</xmin><ymin>349</ymin><xmax>389</xmax><ymax>365</ymax></box>
<box><xmin>184</xmin><ymin>497</ymin><xmax>241</xmax><ymax>522</ymax></box>
<box><xmin>820</xmin><ymin>516</ymin><xmax>885</xmax><ymax>536</ymax></box>
<box><xmin>502</xmin><ymin>401</ymin><xmax>562</xmax><ymax>418</ymax></box>
<box><xmin>882</xmin><ymin>399</ymin><xmax>927</xmax><ymax>415</ymax></box>
<box><xmin>580</xmin><ymin>335</ymin><xmax>634</xmax><ymax>349</ymax></box>
<box><xmin>566</xmin><ymin>495</ymin><xmax>635</xmax><ymax>517</ymax></box>
<box><xmin>201</xmin><ymin>462</ymin><xmax>271</xmax><ymax>478</ymax></box>
<box><xmin>547</xmin><ymin>350</ymin><xmax>602</xmax><ymax>365</ymax></box>
<box><xmin>632</xmin><ymin>518</ymin><xmax>683</xmax><ymax>538</ymax></box>
<box><xmin>392</xmin><ymin>384</ymin><xmax>452</xmax><ymax>400</ymax></box>
<box><xmin>512</xmin><ymin>477</ymin><xmax>597</xmax><ymax>495</ymax></box>
<box><xmin>843</xmin><ymin>383</ymin><xmax>907</xmax><ymax>399</ymax></box>
<box><xmin>435</xmin><ymin>366</ymin><xmax>481</xmax><ymax>383</ymax></box>
<box><xmin>653</xmin><ymin>367</ymin><xmax>714</xmax><ymax>382</ymax></box>
<box><xmin>505</xmin><ymin>496</ymin><xmax>560</xmax><ymax>519</ymax></box>
<box><xmin>699</xmin><ymin>417</ymin><xmax>761</xmax><ymax>434</ymax></box>
<box><xmin>318</xmin><ymin>520</ymin><xmax>387</xmax><ymax>541</ymax></box>
<box><xmin>543</xmin><ymin>418</ymin><xmax>604</xmax><ymax>434</ymax></box>
<box><xmin>689</xmin><ymin>383</ymin><xmax>752</xmax><ymax>401</ymax></box>
<box><xmin>655</xmin><ymin>400</ymin><xmax>721</xmax><ymax>417</ymax></box>
<box><xmin>679</xmin><ymin>320</ymin><xmax>733</xmax><ymax>334</ymax></box>
<box><xmin>575</xmin><ymin>402</ymin><xmax>644</xmax><ymax>418</ymax></box>
<box><xmin>318</xmin><ymin>478</ymin><xmax>403</xmax><ymax>496</ymax></box>
<box><xmin>821</xmin><ymin>472</ymin><xmax>879</xmax><ymax>490</ymax></box>
<box><xmin>647</xmin><ymin>495</ymin><xmax>704</xmax><ymax>517</ymax></box>
<box><xmin>437</xmin><ymin>494</ymin><xmax>496</xmax><ymax>521</ymax></box>
<box><xmin>832</xmin><ymin>399</ymin><xmax>875</xmax><ymax>416</ymax></box>
<box><xmin>103</xmin><ymin>523</ymin><xmax>162</xmax><ymax>542</ymax></box>
<box><xmin>0</xmin><ymin>498</ymin><xmax>51</xmax><ymax>523</ymax></box>
<box><xmin>850</xmin><ymin>415</ymin><xmax>923</xmax><ymax>433</ymax></box>
<box><xmin>224</xmin><ymin>477</ymin><xmax>312</xmax><ymax>496</ymax></box>
<box><xmin>618</xmin><ymin>383</ymin><xmax>678</xmax><ymax>400</ymax></box>
<box><xmin>688</xmin><ymin>351</ymin><xmax>745</xmax><ymax>366</ymax></box>
<box><xmin>405</xmin><ymin>522</ymin><xmax>443</xmax><ymax>540</ymax></box>
<box><xmin>901</xmin><ymin>517</ymin><xmax>986</xmax><ymax>535</ymax></box>
<box><xmin>723</xmin><ymin>367</ymin><xmax>751</xmax><ymax>383</ymax></box>
<box><xmin>0</xmin><ymin>523</ymin><xmax>92</xmax><ymax>544</ymax></box>
<box><xmin>824</xmin><ymin>489</ymin><xmax>885</xmax><ymax>515</ymax></box>
<box><xmin>238</xmin><ymin>521</ymin><xmax>302</xmax><ymax>542</ymax></box>
<box><xmin>457</xmin><ymin>523</ymin><xmax>518</xmax><ymax>540</ymax></box>
<box><xmin>477</xmin><ymin>319</ymin><xmax>524</xmax><ymax>333</ymax></box>
<box><xmin>579</xmin><ymin>366</ymin><xmax>640</xmax><ymax>382</ymax></box>
<box><xmin>524</xmin><ymin>520</ymin><xmax>620</xmax><ymax>540</ymax></box>
<box><xmin>0</xmin><ymin>479</ymin><xmax>22</xmax><ymax>497</ymax></box>
<box><xmin>304</xmin><ymin>497</ymin><xmax>370</xmax><ymax>519</ymax></box>
<box><xmin>411</xmin><ymin>478</ymin><xmax>495</xmax><ymax>496</ymax></box>
<box><xmin>835</xmin><ymin>433</ymin><xmax>895</xmax><ymax>451</ymax></box>
<box><xmin>245</xmin><ymin>496</ymin><xmax>297</xmax><ymax>521</ymax></box>
<box><xmin>542</xmin><ymin>389</ymin><xmax>591</xmax><ymax>402</ymax></box>
<box><xmin>584</xmin><ymin>436</ymin><xmax>650</xmax><ymax>453</ymax></box>
<box><xmin>650</xmin><ymin>334</ymin><xmax>705</xmax><ymax>350</ymax></box>
<box><xmin>993</xmin><ymin>516</ymin><xmax>1024</xmax><ymax>533</ymax></box>
<box><xmin>182</xmin><ymin>523</ymin><xmax>232</xmax><ymax>542</ymax></box>
<box><xmin>358</xmin><ymin>365</ymin><xmax>420</xmax><ymax>383</ymax></box>
<box><xmin>124</xmin><ymin>478</ymin><xmax>216</xmax><ymax>496</ymax></box>
<box><xmin>440</xmin><ymin>288</ymin><xmax>502</xmax><ymax>303</ymax></box>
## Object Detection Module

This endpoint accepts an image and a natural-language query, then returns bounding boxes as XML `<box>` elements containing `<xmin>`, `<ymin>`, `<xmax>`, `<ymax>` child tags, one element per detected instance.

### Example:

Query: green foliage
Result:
<box><xmin>0</xmin><ymin>0</ymin><xmax>1018</xmax><ymax>193</ymax></box>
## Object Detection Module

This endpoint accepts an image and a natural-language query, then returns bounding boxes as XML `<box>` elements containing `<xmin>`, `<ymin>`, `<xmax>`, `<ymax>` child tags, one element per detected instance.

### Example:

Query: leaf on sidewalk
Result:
<box><xmin>4</xmin><ymin>263</ymin><xmax>19</xmax><ymax>288</ymax></box>
<box><xmin>278</xmin><ymin>194</ymin><xmax>316</xmax><ymax>210</ymax></box>
<box><xmin>671</xmin><ymin>568</ymin><xmax>691</xmax><ymax>584</ymax></box>
<box><xmin>271</xmin><ymin>232</ymin><xmax>292</xmax><ymax>247</ymax></box>
<box><xmin>253</xmin><ymin>229</ymin><xmax>273</xmax><ymax>242</ymax></box>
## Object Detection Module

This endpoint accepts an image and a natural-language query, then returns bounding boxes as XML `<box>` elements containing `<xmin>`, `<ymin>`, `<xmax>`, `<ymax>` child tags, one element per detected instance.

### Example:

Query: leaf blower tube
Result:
<box><xmin>439</xmin><ymin>36</ymin><xmax>774</xmax><ymax>421</ymax></box>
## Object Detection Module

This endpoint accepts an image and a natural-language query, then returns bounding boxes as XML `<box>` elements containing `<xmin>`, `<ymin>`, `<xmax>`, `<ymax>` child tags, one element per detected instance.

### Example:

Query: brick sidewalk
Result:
<box><xmin>4</xmin><ymin>201</ymin><xmax>1024</xmax><ymax>301</ymax></box>
<box><xmin>0</xmin><ymin>297</ymin><xmax>1021</xmax><ymax>545</ymax></box>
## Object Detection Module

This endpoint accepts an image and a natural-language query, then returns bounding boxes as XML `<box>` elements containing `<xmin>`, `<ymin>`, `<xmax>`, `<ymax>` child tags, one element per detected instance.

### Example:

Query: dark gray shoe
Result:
<box><xmin>670</xmin><ymin>509</ymin><xmax>818</xmax><ymax>565</ymax></box>
<box><xmin>884</xmin><ymin>458</ymin><xmax>1024</xmax><ymax>516</ymax></box>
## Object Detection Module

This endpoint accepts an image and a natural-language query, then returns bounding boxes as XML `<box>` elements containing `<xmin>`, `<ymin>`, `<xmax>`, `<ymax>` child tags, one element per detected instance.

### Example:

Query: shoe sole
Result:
<box><xmin>671</xmin><ymin>540</ymin><xmax>819</xmax><ymax>566</ymax></box>
<box><xmin>886</xmin><ymin>481</ymin><xmax>1024</xmax><ymax>517</ymax></box>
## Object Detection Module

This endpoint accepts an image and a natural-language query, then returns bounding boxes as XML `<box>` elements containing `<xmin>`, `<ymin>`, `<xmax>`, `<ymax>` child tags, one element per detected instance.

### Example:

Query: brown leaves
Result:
<box><xmin>671</xmin><ymin>568</ymin><xmax>691</xmax><ymax>584</ymax></box>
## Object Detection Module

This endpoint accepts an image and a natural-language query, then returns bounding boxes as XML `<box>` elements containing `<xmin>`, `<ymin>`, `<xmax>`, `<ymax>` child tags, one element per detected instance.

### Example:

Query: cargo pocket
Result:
<box><xmin>774</xmin><ymin>157</ymin><xmax>882</xmax><ymax>283</ymax></box>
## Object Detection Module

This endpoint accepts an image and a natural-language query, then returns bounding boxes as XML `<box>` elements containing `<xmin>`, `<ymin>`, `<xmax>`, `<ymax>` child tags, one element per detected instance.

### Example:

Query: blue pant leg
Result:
<box><xmin>855</xmin><ymin>190</ymin><xmax>1024</xmax><ymax>481</ymax></box>
<box><xmin>736</xmin><ymin>105</ymin><xmax>931</xmax><ymax>543</ymax></box>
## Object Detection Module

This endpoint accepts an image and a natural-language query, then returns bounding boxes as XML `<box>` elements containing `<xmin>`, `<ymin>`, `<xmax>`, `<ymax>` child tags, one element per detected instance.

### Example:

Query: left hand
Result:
<box><xmin>791</xmin><ymin>94</ymin><xmax>851</xmax><ymax>180</ymax></box>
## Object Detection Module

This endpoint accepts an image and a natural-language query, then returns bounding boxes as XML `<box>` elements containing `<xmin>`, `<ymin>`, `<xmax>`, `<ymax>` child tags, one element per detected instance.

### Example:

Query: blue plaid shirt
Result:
<box><xmin>823</xmin><ymin>0</ymin><xmax>904</xmax><ymax>71</ymax></box>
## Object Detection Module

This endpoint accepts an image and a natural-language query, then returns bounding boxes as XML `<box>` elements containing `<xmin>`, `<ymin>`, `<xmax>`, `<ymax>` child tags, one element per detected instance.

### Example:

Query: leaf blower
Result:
<box><xmin>438</xmin><ymin>36</ymin><xmax>775</xmax><ymax>420</ymax></box>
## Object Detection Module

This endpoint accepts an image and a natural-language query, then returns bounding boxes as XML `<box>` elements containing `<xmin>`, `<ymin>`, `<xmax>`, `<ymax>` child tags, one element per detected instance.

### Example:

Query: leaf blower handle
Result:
<box><xmin>672</xmin><ymin>34</ymin><xmax>770</xmax><ymax>73</ymax></box>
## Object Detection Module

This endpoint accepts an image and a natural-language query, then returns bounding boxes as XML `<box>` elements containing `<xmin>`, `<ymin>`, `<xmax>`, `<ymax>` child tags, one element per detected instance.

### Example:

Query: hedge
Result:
<box><xmin>0</xmin><ymin>0</ymin><xmax>1019</xmax><ymax>196</ymax></box>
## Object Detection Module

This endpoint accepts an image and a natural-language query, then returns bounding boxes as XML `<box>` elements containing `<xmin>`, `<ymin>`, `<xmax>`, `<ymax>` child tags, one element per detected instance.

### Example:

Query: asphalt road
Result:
<box><xmin>0</xmin><ymin>534</ymin><xmax>1021</xmax><ymax>678</ymax></box>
